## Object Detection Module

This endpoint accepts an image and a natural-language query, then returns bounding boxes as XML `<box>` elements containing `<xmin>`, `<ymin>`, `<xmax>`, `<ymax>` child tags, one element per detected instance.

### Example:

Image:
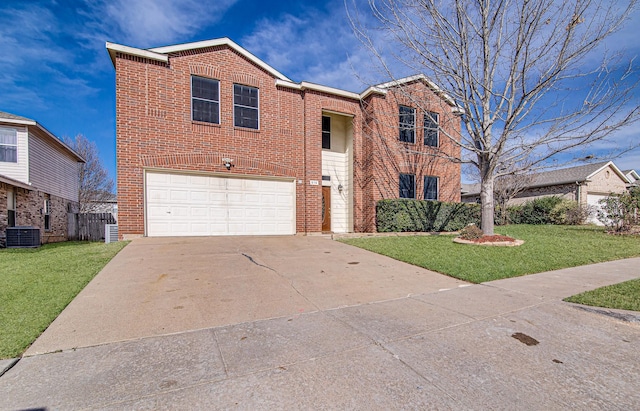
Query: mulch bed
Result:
<box><xmin>470</xmin><ymin>235</ymin><xmax>516</xmax><ymax>243</ymax></box>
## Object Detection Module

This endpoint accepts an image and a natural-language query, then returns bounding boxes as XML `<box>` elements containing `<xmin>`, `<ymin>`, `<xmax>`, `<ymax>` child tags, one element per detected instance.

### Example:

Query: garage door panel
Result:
<box><xmin>146</xmin><ymin>172</ymin><xmax>295</xmax><ymax>236</ymax></box>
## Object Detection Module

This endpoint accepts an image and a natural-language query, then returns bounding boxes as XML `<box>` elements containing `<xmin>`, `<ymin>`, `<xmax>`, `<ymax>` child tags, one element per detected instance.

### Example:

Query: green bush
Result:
<box><xmin>376</xmin><ymin>199</ymin><xmax>481</xmax><ymax>232</ymax></box>
<box><xmin>549</xmin><ymin>200</ymin><xmax>589</xmax><ymax>225</ymax></box>
<box><xmin>597</xmin><ymin>188</ymin><xmax>640</xmax><ymax>232</ymax></box>
<box><xmin>507</xmin><ymin>196</ymin><xmax>563</xmax><ymax>225</ymax></box>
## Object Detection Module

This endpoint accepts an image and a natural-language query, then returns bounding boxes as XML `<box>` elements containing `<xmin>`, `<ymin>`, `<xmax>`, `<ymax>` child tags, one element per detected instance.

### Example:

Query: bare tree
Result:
<box><xmin>349</xmin><ymin>0</ymin><xmax>639</xmax><ymax>234</ymax></box>
<box><xmin>64</xmin><ymin>134</ymin><xmax>114</xmax><ymax>213</ymax></box>
<box><xmin>493</xmin><ymin>172</ymin><xmax>533</xmax><ymax>225</ymax></box>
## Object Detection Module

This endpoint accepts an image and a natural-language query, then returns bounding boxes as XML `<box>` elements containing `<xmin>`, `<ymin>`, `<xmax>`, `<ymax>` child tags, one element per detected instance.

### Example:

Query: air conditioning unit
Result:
<box><xmin>6</xmin><ymin>227</ymin><xmax>41</xmax><ymax>248</ymax></box>
<box><xmin>105</xmin><ymin>224</ymin><xmax>118</xmax><ymax>244</ymax></box>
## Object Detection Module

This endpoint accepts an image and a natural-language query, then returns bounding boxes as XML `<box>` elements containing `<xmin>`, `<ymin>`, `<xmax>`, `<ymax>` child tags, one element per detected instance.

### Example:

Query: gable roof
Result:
<box><xmin>0</xmin><ymin>111</ymin><xmax>85</xmax><ymax>162</ymax></box>
<box><xmin>623</xmin><ymin>169</ymin><xmax>639</xmax><ymax>183</ymax></box>
<box><xmin>106</xmin><ymin>39</ymin><xmax>460</xmax><ymax>108</ymax></box>
<box><xmin>461</xmin><ymin>161</ymin><xmax>630</xmax><ymax>196</ymax></box>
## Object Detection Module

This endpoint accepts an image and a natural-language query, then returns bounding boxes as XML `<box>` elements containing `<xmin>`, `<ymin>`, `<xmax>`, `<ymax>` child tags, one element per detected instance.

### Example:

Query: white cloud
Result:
<box><xmin>84</xmin><ymin>0</ymin><xmax>238</xmax><ymax>48</ymax></box>
<box><xmin>240</xmin><ymin>1</ymin><xmax>391</xmax><ymax>92</ymax></box>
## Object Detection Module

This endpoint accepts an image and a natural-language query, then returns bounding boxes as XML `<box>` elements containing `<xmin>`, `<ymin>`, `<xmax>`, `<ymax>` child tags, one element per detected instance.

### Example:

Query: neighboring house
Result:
<box><xmin>0</xmin><ymin>111</ymin><xmax>84</xmax><ymax>244</ymax></box>
<box><xmin>461</xmin><ymin>161</ymin><xmax>631</xmax><ymax>224</ymax></box>
<box><xmin>107</xmin><ymin>38</ymin><xmax>462</xmax><ymax>238</ymax></box>
<box><xmin>623</xmin><ymin>169</ymin><xmax>639</xmax><ymax>187</ymax></box>
<box><xmin>86</xmin><ymin>193</ymin><xmax>118</xmax><ymax>220</ymax></box>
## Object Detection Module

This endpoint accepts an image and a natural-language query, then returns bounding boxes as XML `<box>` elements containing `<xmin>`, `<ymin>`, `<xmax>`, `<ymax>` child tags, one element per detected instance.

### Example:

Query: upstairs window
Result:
<box><xmin>424</xmin><ymin>176</ymin><xmax>439</xmax><ymax>200</ymax></box>
<box><xmin>322</xmin><ymin>116</ymin><xmax>331</xmax><ymax>149</ymax></box>
<box><xmin>424</xmin><ymin>111</ymin><xmax>439</xmax><ymax>147</ymax></box>
<box><xmin>192</xmin><ymin>76</ymin><xmax>220</xmax><ymax>124</ymax></box>
<box><xmin>399</xmin><ymin>106</ymin><xmax>415</xmax><ymax>143</ymax></box>
<box><xmin>234</xmin><ymin>84</ymin><xmax>259</xmax><ymax>129</ymax></box>
<box><xmin>0</xmin><ymin>127</ymin><xmax>17</xmax><ymax>163</ymax></box>
<box><xmin>399</xmin><ymin>173</ymin><xmax>415</xmax><ymax>199</ymax></box>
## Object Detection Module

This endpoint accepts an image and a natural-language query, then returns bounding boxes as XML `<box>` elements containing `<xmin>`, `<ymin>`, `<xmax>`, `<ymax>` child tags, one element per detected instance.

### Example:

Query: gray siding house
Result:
<box><xmin>0</xmin><ymin>111</ymin><xmax>84</xmax><ymax>244</ymax></box>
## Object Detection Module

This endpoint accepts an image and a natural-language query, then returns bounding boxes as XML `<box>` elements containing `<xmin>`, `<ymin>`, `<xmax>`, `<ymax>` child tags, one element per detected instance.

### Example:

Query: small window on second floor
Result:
<box><xmin>0</xmin><ymin>127</ymin><xmax>18</xmax><ymax>163</ymax></box>
<box><xmin>399</xmin><ymin>106</ymin><xmax>415</xmax><ymax>143</ymax></box>
<box><xmin>322</xmin><ymin>116</ymin><xmax>331</xmax><ymax>149</ymax></box>
<box><xmin>234</xmin><ymin>84</ymin><xmax>259</xmax><ymax>129</ymax></box>
<box><xmin>424</xmin><ymin>111</ymin><xmax>439</xmax><ymax>147</ymax></box>
<box><xmin>399</xmin><ymin>173</ymin><xmax>415</xmax><ymax>199</ymax></box>
<box><xmin>192</xmin><ymin>76</ymin><xmax>220</xmax><ymax>124</ymax></box>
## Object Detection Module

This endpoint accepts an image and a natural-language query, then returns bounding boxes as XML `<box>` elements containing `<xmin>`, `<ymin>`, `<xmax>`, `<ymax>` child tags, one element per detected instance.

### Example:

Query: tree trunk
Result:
<box><xmin>479</xmin><ymin>173</ymin><xmax>495</xmax><ymax>236</ymax></box>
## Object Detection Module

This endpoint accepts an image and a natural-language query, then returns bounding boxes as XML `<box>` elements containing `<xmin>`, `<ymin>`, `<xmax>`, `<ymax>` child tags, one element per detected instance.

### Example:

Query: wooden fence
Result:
<box><xmin>68</xmin><ymin>213</ymin><xmax>116</xmax><ymax>241</ymax></box>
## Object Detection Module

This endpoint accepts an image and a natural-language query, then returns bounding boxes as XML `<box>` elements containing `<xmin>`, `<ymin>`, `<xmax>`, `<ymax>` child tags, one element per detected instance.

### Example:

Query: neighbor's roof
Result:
<box><xmin>0</xmin><ymin>111</ymin><xmax>85</xmax><ymax>163</ymax></box>
<box><xmin>106</xmin><ymin>38</ymin><xmax>460</xmax><ymax>107</ymax></box>
<box><xmin>461</xmin><ymin>161</ymin><xmax>630</xmax><ymax>196</ymax></box>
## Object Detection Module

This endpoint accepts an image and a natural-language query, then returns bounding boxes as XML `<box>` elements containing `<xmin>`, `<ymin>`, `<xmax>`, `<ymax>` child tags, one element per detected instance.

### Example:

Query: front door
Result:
<box><xmin>322</xmin><ymin>186</ymin><xmax>331</xmax><ymax>232</ymax></box>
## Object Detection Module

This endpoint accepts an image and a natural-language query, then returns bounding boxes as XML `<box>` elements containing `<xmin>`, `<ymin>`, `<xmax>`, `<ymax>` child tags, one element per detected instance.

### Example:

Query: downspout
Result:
<box><xmin>302</xmin><ymin>90</ymin><xmax>307</xmax><ymax>234</ymax></box>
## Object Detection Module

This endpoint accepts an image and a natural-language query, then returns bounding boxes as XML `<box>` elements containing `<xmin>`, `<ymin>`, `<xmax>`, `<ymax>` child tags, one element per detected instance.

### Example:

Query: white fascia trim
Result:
<box><xmin>0</xmin><ymin>118</ymin><xmax>36</xmax><ymax>126</ymax></box>
<box><xmin>275</xmin><ymin>80</ymin><xmax>386</xmax><ymax>100</ymax></box>
<box><xmin>376</xmin><ymin>74</ymin><xmax>460</xmax><ymax>109</ymax></box>
<box><xmin>106</xmin><ymin>42</ymin><xmax>169</xmax><ymax>65</ymax></box>
<box><xmin>149</xmin><ymin>38</ymin><xmax>292</xmax><ymax>82</ymax></box>
<box><xmin>586</xmin><ymin>161</ymin><xmax>630</xmax><ymax>184</ymax></box>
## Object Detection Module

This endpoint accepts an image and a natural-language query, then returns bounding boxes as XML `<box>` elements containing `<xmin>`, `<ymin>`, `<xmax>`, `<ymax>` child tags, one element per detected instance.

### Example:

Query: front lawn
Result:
<box><xmin>340</xmin><ymin>225</ymin><xmax>640</xmax><ymax>283</ymax></box>
<box><xmin>0</xmin><ymin>241</ymin><xmax>128</xmax><ymax>359</ymax></box>
<box><xmin>564</xmin><ymin>278</ymin><xmax>640</xmax><ymax>312</ymax></box>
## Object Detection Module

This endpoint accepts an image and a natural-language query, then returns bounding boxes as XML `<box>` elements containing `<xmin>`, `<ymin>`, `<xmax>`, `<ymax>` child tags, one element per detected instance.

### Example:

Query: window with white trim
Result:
<box><xmin>44</xmin><ymin>197</ymin><xmax>51</xmax><ymax>231</ymax></box>
<box><xmin>192</xmin><ymin>76</ymin><xmax>220</xmax><ymax>124</ymax></box>
<box><xmin>399</xmin><ymin>105</ymin><xmax>415</xmax><ymax>143</ymax></box>
<box><xmin>0</xmin><ymin>127</ymin><xmax>17</xmax><ymax>163</ymax></box>
<box><xmin>322</xmin><ymin>116</ymin><xmax>331</xmax><ymax>149</ymax></box>
<box><xmin>234</xmin><ymin>84</ymin><xmax>259</xmax><ymax>129</ymax></box>
<box><xmin>424</xmin><ymin>176</ymin><xmax>439</xmax><ymax>200</ymax></box>
<box><xmin>424</xmin><ymin>111</ymin><xmax>439</xmax><ymax>147</ymax></box>
<box><xmin>399</xmin><ymin>173</ymin><xmax>415</xmax><ymax>199</ymax></box>
<box><xmin>7</xmin><ymin>187</ymin><xmax>16</xmax><ymax>227</ymax></box>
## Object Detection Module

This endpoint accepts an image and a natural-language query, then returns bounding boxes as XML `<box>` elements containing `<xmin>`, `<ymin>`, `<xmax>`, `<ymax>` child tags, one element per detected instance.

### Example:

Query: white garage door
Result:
<box><xmin>146</xmin><ymin>171</ymin><xmax>295</xmax><ymax>236</ymax></box>
<box><xmin>587</xmin><ymin>194</ymin><xmax>608</xmax><ymax>225</ymax></box>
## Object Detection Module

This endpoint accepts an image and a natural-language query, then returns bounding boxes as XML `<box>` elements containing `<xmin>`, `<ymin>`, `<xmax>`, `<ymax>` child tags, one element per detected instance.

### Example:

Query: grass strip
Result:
<box><xmin>0</xmin><ymin>241</ymin><xmax>128</xmax><ymax>359</ymax></box>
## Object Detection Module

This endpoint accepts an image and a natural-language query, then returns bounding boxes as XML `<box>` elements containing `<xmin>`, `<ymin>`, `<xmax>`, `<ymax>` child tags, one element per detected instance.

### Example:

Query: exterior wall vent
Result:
<box><xmin>6</xmin><ymin>227</ymin><xmax>41</xmax><ymax>248</ymax></box>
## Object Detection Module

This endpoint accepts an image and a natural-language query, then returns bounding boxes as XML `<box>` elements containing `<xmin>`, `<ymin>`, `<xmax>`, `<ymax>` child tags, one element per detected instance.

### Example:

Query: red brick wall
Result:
<box><xmin>114</xmin><ymin>45</ymin><xmax>461</xmax><ymax>237</ymax></box>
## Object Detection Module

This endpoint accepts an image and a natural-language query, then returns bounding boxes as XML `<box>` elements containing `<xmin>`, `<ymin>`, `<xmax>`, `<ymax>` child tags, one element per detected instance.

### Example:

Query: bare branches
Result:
<box><xmin>349</xmin><ymin>0</ymin><xmax>639</xmax><ymax>234</ymax></box>
<box><xmin>63</xmin><ymin>134</ymin><xmax>114</xmax><ymax>213</ymax></box>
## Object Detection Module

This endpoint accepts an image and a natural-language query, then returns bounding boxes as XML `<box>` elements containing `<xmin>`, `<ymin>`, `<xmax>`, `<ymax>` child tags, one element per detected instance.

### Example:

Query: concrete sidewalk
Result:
<box><xmin>0</xmin><ymin>237</ymin><xmax>638</xmax><ymax>410</ymax></box>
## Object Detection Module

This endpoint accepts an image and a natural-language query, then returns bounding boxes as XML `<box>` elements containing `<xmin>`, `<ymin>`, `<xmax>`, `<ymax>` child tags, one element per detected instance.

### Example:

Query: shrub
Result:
<box><xmin>549</xmin><ymin>200</ymin><xmax>590</xmax><ymax>225</ymax></box>
<box><xmin>376</xmin><ymin>199</ymin><xmax>481</xmax><ymax>232</ymax></box>
<box><xmin>508</xmin><ymin>196</ymin><xmax>564</xmax><ymax>225</ymax></box>
<box><xmin>459</xmin><ymin>224</ymin><xmax>483</xmax><ymax>240</ymax></box>
<box><xmin>597</xmin><ymin>189</ymin><xmax>640</xmax><ymax>232</ymax></box>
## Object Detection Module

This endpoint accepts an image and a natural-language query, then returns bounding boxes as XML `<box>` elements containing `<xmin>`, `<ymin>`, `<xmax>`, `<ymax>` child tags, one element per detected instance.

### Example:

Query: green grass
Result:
<box><xmin>340</xmin><ymin>225</ymin><xmax>640</xmax><ymax>283</ymax></box>
<box><xmin>0</xmin><ymin>241</ymin><xmax>128</xmax><ymax>359</ymax></box>
<box><xmin>564</xmin><ymin>278</ymin><xmax>640</xmax><ymax>312</ymax></box>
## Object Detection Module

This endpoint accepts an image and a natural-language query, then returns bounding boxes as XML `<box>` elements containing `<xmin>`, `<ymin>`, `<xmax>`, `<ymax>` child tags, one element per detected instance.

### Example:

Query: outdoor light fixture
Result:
<box><xmin>338</xmin><ymin>184</ymin><xmax>344</xmax><ymax>192</ymax></box>
<box><xmin>222</xmin><ymin>158</ymin><xmax>234</xmax><ymax>170</ymax></box>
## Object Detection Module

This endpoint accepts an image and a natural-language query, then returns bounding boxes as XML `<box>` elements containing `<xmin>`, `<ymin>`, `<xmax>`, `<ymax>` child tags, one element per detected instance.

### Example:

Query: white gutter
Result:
<box><xmin>106</xmin><ymin>42</ymin><xmax>169</xmax><ymax>66</ymax></box>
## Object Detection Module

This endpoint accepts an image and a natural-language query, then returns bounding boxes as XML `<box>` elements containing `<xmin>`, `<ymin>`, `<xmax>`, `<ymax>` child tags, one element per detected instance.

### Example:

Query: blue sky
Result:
<box><xmin>1</xmin><ymin>0</ymin><xmax>639</xmax><ymax>186</ymax></box>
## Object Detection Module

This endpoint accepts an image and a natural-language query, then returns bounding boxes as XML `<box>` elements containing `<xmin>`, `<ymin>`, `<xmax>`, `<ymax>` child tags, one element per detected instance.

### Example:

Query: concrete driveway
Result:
<box><xmin>2</xmin><ymin>236</ymin><xmax>639</xmax><ymax>410</ymax></box>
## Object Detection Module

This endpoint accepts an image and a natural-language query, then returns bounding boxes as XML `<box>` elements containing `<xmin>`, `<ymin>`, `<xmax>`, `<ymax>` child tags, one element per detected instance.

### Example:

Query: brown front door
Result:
<box><xmin>322</xmin><ymin>186</ymin><xmax>331</xmax><ymax>232</ymax></box>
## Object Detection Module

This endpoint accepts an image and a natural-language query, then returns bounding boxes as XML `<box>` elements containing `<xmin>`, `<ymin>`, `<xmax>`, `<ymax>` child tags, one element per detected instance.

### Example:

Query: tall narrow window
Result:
<box><xmin>191</xmin><ymin>76</ymin><xmax>220</xmax><ymax>124</ymax></box>
<box><xmin>399</xmin><ymin>106</ymin><xmax>415</xmax><ymax>143</ymax></box>
<box><xmin>0</xmin><ymin>127</ymin><xmax>17</xmax><ymax>163</ymax></box>
<box><xmin>322</xmin><ymin>116</ymin><xmax>331</xmax><ymax>149</ymax></box>
<box><xmin>424</xmin><ymin>111</ymin><xmax>439</xmax><ymax>147</ymax></box>
<box><xmin>234</xmin><ymin>84</ymin><xmax>259</xmax><ymax>129</ymax></box>
<box><xmin>399</xmin><ymin>173</ymin><xmax>415</xmax><ymax>199</ymax></box>
<box><xmin>7</xmin><ymin>188</ymin><xmax>16</xmax><ymax>227</ymax></box>
<box><xmin>424</xmin><ymin>176</ymin><xmax>439</xmax><ymax>200</ymax></box>
<box><xmin>44</xmin><ymin>197</ymin><xmax>51</xmax><ymax>231</ymax></box>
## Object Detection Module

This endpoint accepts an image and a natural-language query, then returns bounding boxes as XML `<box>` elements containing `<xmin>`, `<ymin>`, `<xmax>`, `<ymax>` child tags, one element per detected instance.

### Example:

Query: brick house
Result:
<box><xmin>106</xmin><ymin>38</ymin><xmax>461</xmax><ymax>238</ymax></box>
<box><xmin>461</xmin><ymin>161</ymin><xmax>632</xmax><ymax>224</ymax></box>
<box><xmin>0</xmin><ymin>111</ymin><xmax>84</xmax><ymax>245</ymax></box>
